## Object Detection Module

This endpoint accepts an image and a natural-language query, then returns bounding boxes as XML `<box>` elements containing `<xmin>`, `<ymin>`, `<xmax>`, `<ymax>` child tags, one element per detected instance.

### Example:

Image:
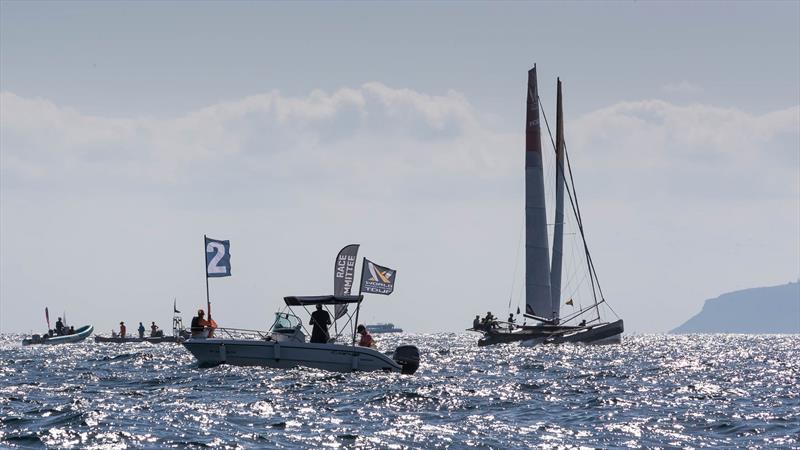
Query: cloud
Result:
<box><xmin>568</xmin><ymin>99</ymin><xmax>799</xmax><ymax>202</ymax></box>
<box><xmin>661</xmin><ymin>81</ymin><xmax>704</xmax><ymax>94</ymax></box>
<box><xmin>0</xmin><ymin>85</ymin><xmax>517</xmax><ymax>200</ymax></box>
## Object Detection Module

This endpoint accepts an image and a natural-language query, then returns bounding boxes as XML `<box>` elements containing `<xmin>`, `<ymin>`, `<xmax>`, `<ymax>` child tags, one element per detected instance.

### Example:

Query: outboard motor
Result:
<box><xmin>392</xmin><ymin>345</ymin><xmax>420</xmax><ymax>375</ymax></box>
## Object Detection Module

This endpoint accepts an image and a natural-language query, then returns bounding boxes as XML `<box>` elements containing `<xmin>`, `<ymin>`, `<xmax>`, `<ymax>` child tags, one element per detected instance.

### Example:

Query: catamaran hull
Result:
<box><xmin>478</xmin><ymin>320</ymin><xmax>624</xmax><ymax>347</ymax></box>
<box><xmin>183</xmin><ymin>338</ymin><xmax>418</xmax><ymax>374</ymax></box>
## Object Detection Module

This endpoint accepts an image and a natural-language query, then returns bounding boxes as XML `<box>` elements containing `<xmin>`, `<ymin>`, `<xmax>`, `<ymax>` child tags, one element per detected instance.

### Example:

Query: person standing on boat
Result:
<box><xmin>309</xmin><ymin>304</ymin><xmax>331</xmax><ymax>343</ymax></box>
<box><xmin>357</xmin><ymin>325</ymin><xmax>375</xmax><ymax>348</ymax></box>
<box><xmin>138</xmin><ymin>322</ymin><xmax>145</xmax><ymax>338</ymax></box>
<box><xmin>150</xmin><ymin>322</ymin><xmax>159</xmax><ymax>337</ymax></box>
<box><xmin>473</xmin><ymin>315</ymin><xmax>481</xmax><ymax>331</ymax></box>
<box><xmin>55</xmin><ymin>317</ymin><xmax>65</xmax><ymax>336</ymax></box>
<box><xmin>507</xmin><ymin>313</ymin><xmax>516</xmax><ymax>330</ymax></box>
<box><xmin>119</xmin><ymin>321</ymin><xmax>127</xmax><ymax>338</ymax></box>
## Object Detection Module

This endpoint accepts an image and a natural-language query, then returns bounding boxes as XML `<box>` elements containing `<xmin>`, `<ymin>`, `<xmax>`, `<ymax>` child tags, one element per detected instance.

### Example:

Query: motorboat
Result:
<box><xmin>365</xmin><ymin>323</ymin><xmax>403</xmax><ymax>334</ymax></box>
<box><xmin>183</xmin><ymin>295</ymin><xmax>420</xmax><ymax>374</ymax></box>
<box><xmin>22</xmin><ymin>325</ymin><xmax>94</xmax><ymax>345</ymax></box>
<box><xmin>94</xmin><ymin>301</ymin><xmax>190</xmax><ymax>344</ymax></box>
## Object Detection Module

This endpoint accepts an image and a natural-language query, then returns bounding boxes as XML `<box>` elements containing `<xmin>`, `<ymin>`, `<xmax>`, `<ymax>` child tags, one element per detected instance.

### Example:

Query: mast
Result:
<box><xmin>204</xmin><ymin>235</ymin><xmax>211</xmax><ymax>322</ymax></box>
<box><xmin>524</xmin><ymin>65</ymin><xmax>553</xmax><ymax>319</ymax></box>
<box><xmin>550</xmin><ymin>78</ymin><xmax>565</xmax><ymax>320</ymax></box>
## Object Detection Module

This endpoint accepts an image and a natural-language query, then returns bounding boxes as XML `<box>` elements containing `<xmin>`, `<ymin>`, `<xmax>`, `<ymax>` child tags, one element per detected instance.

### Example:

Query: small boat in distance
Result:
<box><xmin>472</xmin><ymin>66</ymin><xmax>623</xmax><ymax>346</ymax></box>
<box><xmin>365</xmin><ymin>323</ymin><xmax>403</xmax><ymax>334</ymax></box>
<box><xmin>95</xmin><ymin>299</ymin><xmax>190</xmax><ymax>344</ymax></box>
<box><xmin>22</xmin><ymin>325</ymin><xmax>94</xmax><ymax>345</ymax></box>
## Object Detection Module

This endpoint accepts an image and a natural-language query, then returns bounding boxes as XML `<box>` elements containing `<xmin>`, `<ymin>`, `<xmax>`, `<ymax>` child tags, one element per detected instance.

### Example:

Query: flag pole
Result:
<box><xmin>204</xmin><ymin>235</ymin><xmax>211</xmax><ymax>321</ymax></box>
<box><xmin>352</xmin><ymin>259</ymin><xmax>365</xmax><ymax>346</ymax></box>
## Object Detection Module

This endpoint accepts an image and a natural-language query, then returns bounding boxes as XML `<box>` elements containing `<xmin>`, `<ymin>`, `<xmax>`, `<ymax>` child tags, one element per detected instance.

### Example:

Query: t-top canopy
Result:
<box><xmin>283</xmin><ymin>295</ymin><xmax>363</xmax><ymax>306</ymax></box>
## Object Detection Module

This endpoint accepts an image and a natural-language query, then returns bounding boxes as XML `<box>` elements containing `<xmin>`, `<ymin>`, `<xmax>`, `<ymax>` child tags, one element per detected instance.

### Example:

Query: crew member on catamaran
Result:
<box><xmin>309</xmin><ymin>304</ymin><xmax>331</xmax><ymax>343</ymax></box>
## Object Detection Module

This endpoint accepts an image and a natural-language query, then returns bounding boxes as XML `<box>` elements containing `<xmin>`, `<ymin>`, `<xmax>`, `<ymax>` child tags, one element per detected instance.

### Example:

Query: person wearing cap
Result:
<box><xmin>356</xmin><ymin>324</ymin><xmax>375</xmax><ymax>348</ymax></box>
<box><xmin>119</xmin><ymin>321</ymin><xmax>127</xmax><ymax>338</ymax></box>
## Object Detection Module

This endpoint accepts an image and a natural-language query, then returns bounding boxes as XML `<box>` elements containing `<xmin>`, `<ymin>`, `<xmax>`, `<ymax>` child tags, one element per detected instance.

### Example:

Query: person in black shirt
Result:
<box><xmin>55</xmin><ymin>317</ymin><xmax>64</xmax><ymax>336</ymax></box>
<box><xmin>309</xmin><ymin>304</ymin><xmax>331</xmax><ymax>344</ymax></box>
<box><xmin>191</xmin><ymin>309</ymin><xmax>207</xmax><ymax>337</ymax></box>
<box><xmin>473</xmin><ymin>315</ymin><xmax>482</xmax><ymax>331</ymax></box>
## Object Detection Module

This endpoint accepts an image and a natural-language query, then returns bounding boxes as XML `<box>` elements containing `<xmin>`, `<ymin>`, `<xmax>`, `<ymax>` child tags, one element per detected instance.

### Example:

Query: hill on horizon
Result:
<box><xmin>671</xmin><ymin>281</ymin><xmax>800</xmax><ymax>334</ymax></box>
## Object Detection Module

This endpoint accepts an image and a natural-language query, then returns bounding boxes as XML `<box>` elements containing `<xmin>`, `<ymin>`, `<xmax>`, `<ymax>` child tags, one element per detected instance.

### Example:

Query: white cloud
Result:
<box><xmin>0</xmin><ymin>85</ymin><xmax>516</xmax><ymax>193</ymax></box>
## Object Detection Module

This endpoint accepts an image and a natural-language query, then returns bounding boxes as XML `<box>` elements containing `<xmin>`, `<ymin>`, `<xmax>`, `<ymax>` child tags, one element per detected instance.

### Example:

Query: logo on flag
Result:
<box><xmin>565</xmin><ymin>298</ymin><xmax>574</xmax><ymax>306</ymax></box>
<box><xmin>205</xmin><ymin>237</ymin><xmax>231</xmax><ymax>277</ymax></box>
<box><xmin>360</xmin><ymin>259</ymin><xmax>396</xmax><ymax>295</ymax></box>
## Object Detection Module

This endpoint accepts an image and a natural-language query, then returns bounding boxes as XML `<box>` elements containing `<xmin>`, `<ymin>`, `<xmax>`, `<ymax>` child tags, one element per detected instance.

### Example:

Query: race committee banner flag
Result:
<box><xmin>334</xmin><ymin>244</ymin><xmax>359</xmax><ymax>319</ymax></box>
<box><xmin>334</xmin><ymin>244</ymin><xmax>359</xmax><ymax>296</ymax></box>
<box><xmin>360</xmin><ymin>259</ymin><xmax>396</xmax><ymax>295</ymax></box>
<box><xmin>205</xmin><ymin>237</ymin><xmax>232</xmax><ymax>277</ymax></box>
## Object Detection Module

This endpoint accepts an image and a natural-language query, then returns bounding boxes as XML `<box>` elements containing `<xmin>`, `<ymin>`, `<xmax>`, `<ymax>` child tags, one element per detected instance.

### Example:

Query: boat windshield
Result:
<box><xmin>270</xmin><ymin>312</ymin><xmax>300</xmax><ymax>331</ymax></box>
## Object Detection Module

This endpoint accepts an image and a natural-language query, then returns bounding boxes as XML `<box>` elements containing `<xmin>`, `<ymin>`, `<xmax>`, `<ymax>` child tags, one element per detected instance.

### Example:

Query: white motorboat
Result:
<box><xmin>183</xmin><ymin>295</ymin><xmax>420</xmax><ymax>374</ymax></box>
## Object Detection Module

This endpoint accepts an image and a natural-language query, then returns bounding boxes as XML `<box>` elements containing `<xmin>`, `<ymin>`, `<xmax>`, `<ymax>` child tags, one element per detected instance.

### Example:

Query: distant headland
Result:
<box><xmin>671</xmin><ymin>281</ymin><xmax>800</xmax><ymax>334</ymax></box>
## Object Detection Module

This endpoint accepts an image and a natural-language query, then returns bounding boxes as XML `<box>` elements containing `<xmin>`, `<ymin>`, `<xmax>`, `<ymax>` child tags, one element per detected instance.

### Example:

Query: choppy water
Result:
<box><xmin>1</xmin><ymin>333</ymin><xmax>798</xmax><ymax>449</ymax></box>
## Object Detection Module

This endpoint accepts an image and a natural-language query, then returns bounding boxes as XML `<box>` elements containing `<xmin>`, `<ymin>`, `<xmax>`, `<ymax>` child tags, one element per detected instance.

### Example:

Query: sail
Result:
<box><xmin>525</xmin><ymin>65</ymin><xmax>553</xmax><ymax>318</ymax></box>
<box><xmin>550</xmin><ymin>78</ymin><xmax>565</xmax><ymax>320</ymax></box>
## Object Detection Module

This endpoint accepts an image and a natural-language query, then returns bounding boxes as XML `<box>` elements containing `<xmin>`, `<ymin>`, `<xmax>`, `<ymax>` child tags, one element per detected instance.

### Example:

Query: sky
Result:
<box><xmin>1</xmin><ymin>1</ymin><xmax>798</xmax><ymax>335</ymax></box>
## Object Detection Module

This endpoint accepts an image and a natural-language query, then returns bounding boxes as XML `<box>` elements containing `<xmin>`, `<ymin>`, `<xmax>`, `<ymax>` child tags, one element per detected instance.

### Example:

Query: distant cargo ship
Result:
<box><xmin>366</xmin><ymin>323</ymin><xmax>403</xmax><ymax>334</ymax></box>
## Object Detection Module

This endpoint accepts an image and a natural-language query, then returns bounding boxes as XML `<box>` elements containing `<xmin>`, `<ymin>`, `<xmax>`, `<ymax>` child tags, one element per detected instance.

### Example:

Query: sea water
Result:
<box><xmin>0</xmin><ymin>334</ymin><xmax>798</xmax><ymax>449</ymax></box>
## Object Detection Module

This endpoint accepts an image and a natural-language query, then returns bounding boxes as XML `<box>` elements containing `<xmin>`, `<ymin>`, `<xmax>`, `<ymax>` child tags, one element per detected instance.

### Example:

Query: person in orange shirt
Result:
<box><xmin>191</xmin><ymin>309</ymin><xmax>217</xmax><ymax>337</ymax></box>
<box><xmin>356</xmin><ymin>325</ymin><xmax>375</xmax><ymax>348</ymax></box>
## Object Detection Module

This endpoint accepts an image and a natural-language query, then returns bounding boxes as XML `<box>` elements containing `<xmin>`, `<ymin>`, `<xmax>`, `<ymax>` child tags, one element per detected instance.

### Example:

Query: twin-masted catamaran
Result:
<box><xmin>473</xmin><ymin>65</ymin><xmax>623</xmax><ymax>346</ymax></box>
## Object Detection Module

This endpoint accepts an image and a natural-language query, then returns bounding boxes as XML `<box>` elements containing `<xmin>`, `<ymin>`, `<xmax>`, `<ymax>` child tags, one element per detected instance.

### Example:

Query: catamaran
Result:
<box><xmin>472</xmin><ymin>66</ymin><xmax>623</xmax><ymax>346</ymax></box>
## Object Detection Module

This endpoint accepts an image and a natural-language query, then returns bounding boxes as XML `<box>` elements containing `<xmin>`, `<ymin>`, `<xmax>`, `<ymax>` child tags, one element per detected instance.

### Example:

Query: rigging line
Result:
<box><xmin>507</xmin><ymin>218</ymin><xmax>525</xmax><ymax>311</ymax></box>
<box><xmin>538</xmin><ymin>96</ymin><xmax>599</xmax><ymax>306</ymax></box>
<box><xmin>563</xmin><ymin>146</ymin><xmax>603</xmax><ymax>321</ymax></box>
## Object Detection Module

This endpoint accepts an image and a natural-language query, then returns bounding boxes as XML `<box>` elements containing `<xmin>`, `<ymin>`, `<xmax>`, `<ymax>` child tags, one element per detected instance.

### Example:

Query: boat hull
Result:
<box><xmin>477</xmin><ymin>320</ymin><xmax>624</xmax><ymax>346</ymax></box>
<box><xmin>22</xmin><ymin>325</ymin><xmax>94</xmax><ymax>345</ymax></box>
<box><xmin>94</xmin><ymin>336</ymin><xmax>183</xmax><ymax>344</ymax></box>
<box><xmin>183</xmin><ymin>338</ymin><xmax>408</xmax><ymax>373</ymax></box>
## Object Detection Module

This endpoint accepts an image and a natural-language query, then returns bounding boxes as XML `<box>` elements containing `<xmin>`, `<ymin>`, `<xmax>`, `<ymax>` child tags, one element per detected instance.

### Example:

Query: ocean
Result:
<box><xmin>1</xmin><ymin>333</ymin><xmax>798</xmax><ymax>449</ymax></box>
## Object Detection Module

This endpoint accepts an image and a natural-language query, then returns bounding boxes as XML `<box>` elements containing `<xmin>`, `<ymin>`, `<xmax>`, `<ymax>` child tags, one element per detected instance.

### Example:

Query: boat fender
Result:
<box><xmin>219</xmin><ymin>343</ymin><xmax>227</xmax><ymax>363</ymax></box>
<box><xmin>392</xmin><ymin>345</ymin><xmax>420</xmax><ymax>375</ymax></box>
<box><xmin>274</xmin><ymin>342</ymin><xmax>280</xmax><ymax>361</ymax></box>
